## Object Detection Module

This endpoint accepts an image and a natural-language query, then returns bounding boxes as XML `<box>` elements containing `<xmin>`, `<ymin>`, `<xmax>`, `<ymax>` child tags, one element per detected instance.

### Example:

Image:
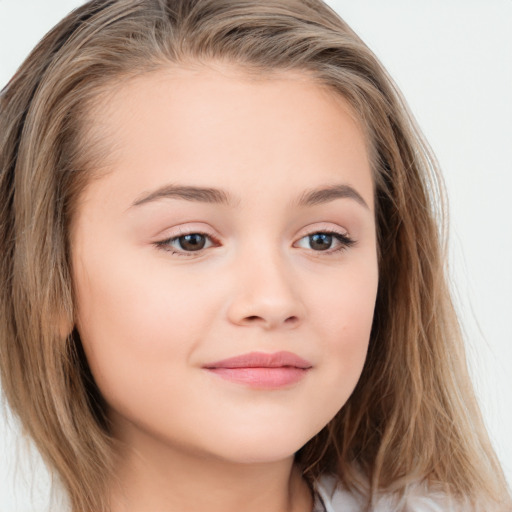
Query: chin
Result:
<box><xmin>199</xmin><ymin>425</ymin><xmax>320</xmax><ymax>465</ymax></box>
<box><xmin>216</xmin><ymin>446</ymin><xmax>299</xmax><ymax>465</ymax></box>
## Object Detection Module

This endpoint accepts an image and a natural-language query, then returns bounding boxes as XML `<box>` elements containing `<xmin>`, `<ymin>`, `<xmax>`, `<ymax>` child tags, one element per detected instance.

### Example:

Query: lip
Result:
<box><xmin>203</xmin><ymin>351</ymin><xmax>312</xmax><ymax>389</ymax></box>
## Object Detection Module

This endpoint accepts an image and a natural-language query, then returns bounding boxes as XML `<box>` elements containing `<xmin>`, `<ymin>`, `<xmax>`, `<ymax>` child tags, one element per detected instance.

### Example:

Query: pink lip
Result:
<box><xmin>203</xmin><ymin>351</ymin><xmax>312</xmax><ymax>389</ymax></box>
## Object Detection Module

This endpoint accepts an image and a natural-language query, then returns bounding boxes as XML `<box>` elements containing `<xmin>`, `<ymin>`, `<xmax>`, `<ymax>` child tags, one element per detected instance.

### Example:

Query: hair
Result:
<box><xmin>0</xmin><ymin>1</ymin><xmax>510</xmax><ymax>511</ymax></box>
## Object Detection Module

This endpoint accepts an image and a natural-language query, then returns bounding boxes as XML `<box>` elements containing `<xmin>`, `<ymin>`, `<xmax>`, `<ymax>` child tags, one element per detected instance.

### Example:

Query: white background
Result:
<box><xmin>0</xmin><ymin>1</ymin><xmax>511</xmax><ymax>510</ymax></box>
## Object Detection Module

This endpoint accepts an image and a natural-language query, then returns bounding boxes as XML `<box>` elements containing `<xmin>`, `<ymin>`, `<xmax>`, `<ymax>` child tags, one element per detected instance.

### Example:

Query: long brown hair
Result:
<box><xmin>1</xmin><ymin>1</ymin><xmax>510</xmax><ymax>510</ymax></box>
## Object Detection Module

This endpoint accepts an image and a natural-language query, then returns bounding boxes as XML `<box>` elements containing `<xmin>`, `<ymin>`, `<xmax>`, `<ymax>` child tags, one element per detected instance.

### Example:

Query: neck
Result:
<box><xmin>109</xmin><ymin>430</ymin><xmax>313</xmax><ymax>512</ymax></box>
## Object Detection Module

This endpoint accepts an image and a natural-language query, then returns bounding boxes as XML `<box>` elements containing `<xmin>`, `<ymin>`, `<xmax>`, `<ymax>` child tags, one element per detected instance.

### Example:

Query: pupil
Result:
<box><xmin>310</xmin><ymin>233</ymin><xmax>332</xmax><ymax>251</ymax></box>
<box><xmin>179</xmin><ymin>234</ymin><xmax>205</xmax><ymax>251</ymax></box>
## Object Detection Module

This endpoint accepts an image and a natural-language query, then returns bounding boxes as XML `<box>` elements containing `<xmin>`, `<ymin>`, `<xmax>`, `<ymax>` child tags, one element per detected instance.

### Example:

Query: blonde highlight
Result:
<box><xmin>0</xmin><ymin>1</ymin><xmax>510</xmax><ymax>510</ymax></box>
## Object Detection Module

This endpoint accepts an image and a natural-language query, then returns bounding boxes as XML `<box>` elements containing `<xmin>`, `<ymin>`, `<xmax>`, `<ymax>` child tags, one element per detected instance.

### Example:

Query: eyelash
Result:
<box><xmin>154</xmin><ymin>230</ymin><xmax>220</xmax><ymax>256</ymax></box>
<box><xmin>154</xmin><ymin>229</ymin><xmax>356</xmax><ymax>257</ymax></box>
<box><xmin>295</xmin><ymin>230</ymin><xmax>356</xmax><ymax>254</ymax></box>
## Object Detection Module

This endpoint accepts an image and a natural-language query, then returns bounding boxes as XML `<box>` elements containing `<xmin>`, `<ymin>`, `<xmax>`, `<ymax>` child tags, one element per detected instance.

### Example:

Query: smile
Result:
<box><xmin>203</xmin><ymin>351</ymin><xmax>312</xmax><ymax>389</ymax></box>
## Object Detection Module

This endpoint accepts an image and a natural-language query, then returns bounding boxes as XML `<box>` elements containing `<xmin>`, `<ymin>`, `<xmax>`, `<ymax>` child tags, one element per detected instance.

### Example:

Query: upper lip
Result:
<box><xmin>203</xmin><ymin>351</ymin><xmax>312</xmax><ymax>369</ymax></box>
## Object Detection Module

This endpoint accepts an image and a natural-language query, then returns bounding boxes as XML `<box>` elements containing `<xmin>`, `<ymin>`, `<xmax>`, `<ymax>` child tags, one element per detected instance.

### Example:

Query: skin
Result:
<box><xmin>71</xmin><ymin>63</ymin><xmax>378</xmax><ymax>512</ymax></box>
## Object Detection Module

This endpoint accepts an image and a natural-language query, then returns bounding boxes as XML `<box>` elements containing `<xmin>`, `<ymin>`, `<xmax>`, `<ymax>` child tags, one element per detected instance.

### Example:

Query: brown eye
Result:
<box><xmin>155</xmin><ymin>231</ymin><xmax>217</xmax><ymax>255</ymax></box>
<box><xmin>294</xmin><ymin>231</ymin><xmax>355</xmax><ymax>254</ymax></box>
<box><xmin>178</xmin><ymin>234</ymin><xmax>207</xmax><ymax>251</ymax></box>
<box><xmin>308</xmin><ymin>233</ymin><xmax>333</xmax><ymax>251</ymax></box>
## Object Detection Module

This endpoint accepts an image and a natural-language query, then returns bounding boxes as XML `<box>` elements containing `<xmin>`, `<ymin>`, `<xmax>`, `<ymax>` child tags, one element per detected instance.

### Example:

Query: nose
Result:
<box><xmin>226</xmin><ymin>248</ymin><xmax>305</xmax><ymax>330</ymax></box>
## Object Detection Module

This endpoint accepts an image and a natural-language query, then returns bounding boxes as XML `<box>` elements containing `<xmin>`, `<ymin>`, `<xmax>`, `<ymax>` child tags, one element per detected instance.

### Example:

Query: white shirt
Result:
<box><xmin>313</xmin><ymin>474</ymin><xmax>470</xmax><ymax>512</ymax></box>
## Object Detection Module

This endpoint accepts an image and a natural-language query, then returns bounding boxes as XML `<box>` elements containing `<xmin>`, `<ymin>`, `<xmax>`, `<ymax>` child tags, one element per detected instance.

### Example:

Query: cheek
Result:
<box><xmin>72</xmin><ymin>248</ymin><xmax>218</xmax><ymax>409</ymax></box>
<box><xmin>309</xmin><ymin>260</ymin><xmax>378</xmax><ymax>399</ymax></box>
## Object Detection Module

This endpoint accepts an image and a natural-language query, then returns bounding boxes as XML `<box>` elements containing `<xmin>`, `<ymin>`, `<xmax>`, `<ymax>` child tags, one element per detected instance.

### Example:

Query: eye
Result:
<box><xmin>176</xmin><ymin>233</ymin><xmax>208</xmax><ymax>251</ymax></box>
<box><xmin>155</xmin><ymin>232</ymin><xmax>217</xmax><ymax>255</ymax></box>
<box><xmin>294</xmin><ymin>231</ymin><xmax>355</xmax><ymax>253</ymax></box>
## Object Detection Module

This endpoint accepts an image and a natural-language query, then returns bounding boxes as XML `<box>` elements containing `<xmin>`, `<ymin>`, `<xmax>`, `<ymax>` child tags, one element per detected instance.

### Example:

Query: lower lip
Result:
<box><xmin>205</xmin><ymin>367</ymin><xmax>309</xmax><ymax>389</ymax></box>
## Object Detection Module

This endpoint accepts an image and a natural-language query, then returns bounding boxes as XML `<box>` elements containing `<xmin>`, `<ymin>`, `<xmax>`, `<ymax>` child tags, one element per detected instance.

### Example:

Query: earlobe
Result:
<box><xmin>57</xmin><ymin>310</ymin><xmax>75</xmax><ymax>340</ymax></box>
<box><xmin>59</xmin><ymin>321</ymin><xmax>74</xmax><ymax>341</ymax></box>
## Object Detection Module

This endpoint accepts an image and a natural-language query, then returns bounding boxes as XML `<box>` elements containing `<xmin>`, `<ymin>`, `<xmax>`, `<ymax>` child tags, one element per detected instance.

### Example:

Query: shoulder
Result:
<box><xmin>314</xmin><ymin>474</ymin><xmax>474</xmax><ymax>512</ymax></box>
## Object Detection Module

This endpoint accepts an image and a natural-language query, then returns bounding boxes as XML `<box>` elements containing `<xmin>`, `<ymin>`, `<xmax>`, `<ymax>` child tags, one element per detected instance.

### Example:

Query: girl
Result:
<box><xmin>0</xmin><ymin>1</ymin><xmax>510</xmax><ymax>511</ymax></box>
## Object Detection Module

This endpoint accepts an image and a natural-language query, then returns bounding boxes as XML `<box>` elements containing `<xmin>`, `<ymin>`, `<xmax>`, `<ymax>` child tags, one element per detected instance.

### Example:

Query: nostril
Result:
<box><xmin>284</xmin><ymin>316</ymin><xmax>299</xmax><ymax>325</ymax></box>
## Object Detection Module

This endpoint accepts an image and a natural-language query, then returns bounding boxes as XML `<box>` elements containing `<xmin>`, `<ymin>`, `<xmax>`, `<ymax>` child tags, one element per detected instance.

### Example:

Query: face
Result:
<box><xmin>71</xmin><ymin>64</ymin><xmax>378</xmax><ymax>464</ymax></box>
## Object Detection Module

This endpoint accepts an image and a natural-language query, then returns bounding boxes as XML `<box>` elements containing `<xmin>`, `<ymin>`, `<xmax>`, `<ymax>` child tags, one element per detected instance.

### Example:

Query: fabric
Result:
<box><xmin>312</xmin><ymin>475</ymin><xmax>362</xmax><ymax>512</ymax></box>
<box><xmin>313</xmin><ymin>474</ymin><xmax>469</xmax><ymax>512</ymax></box>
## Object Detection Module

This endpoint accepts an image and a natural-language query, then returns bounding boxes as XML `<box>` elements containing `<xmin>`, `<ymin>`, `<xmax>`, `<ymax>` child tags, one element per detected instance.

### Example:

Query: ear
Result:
<box><xmin>56</xmin><ymin>307</ymin><xmax>75</xmax><ymax>340</ymax></box>
<box><xmin>59</xmin><ymin>319</ymin><xmax>74</xmax><ymax>340</ymax></box>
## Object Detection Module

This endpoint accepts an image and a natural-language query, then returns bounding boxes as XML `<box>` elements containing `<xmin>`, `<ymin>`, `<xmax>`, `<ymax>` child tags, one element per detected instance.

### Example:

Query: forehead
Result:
<box><xmin>78</xmin><ymin>63</ymin><xmax>374</xmax><ymax>211</ymax></box>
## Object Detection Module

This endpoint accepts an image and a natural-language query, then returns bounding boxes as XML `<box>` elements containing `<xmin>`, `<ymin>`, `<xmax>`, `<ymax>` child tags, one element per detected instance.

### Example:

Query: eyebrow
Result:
<box><xmin>132</xmin><ymin>185</ymin><xmax>232</xmax><ymax>208</ymax></box>
<box><xmin>131</xmin><ymin>183</ymin><xmax>369</xmax><ymax>210</ymax></box>
<box><xmin>295</xmin><ymin>184</ymin><xmax>369</xmax><ymax>209</ymax></box>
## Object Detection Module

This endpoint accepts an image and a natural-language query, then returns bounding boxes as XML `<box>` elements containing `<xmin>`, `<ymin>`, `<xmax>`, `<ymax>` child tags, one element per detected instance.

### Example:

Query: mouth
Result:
<box><xmin>202</xmin><ymin>351</ymin><xmax>312</xmax><ymax>389</ymax></box>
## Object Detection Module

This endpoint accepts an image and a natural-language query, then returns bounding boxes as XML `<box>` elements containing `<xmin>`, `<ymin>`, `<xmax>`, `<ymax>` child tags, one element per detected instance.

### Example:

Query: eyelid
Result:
<box><xmin>153</xmin><ymin>226</ymin><xmax>221</xmax><ymax>256</ymax></box>
<box><xmin>294</xmin><ymin>222</ymin><xmax>352</xmax><ymax>241</ymax></box>
<box><xmin>152</xmin><ymin>222</ymin><xmax>356</xmax><ymax>257</ymax></box>
<box><xmin>294</xmin><ymin>230</ymin><xmax>355</xmax><ymax>251</ymax></box>
<box><xmin>152</xmin><ymin>221</ymin><xmax>219</xmax><ymax>243</ymax></box>
<box><xmin>292</xmin><ymin>223</ymin><xmax>356</xmax><ymax>254</ymax></box>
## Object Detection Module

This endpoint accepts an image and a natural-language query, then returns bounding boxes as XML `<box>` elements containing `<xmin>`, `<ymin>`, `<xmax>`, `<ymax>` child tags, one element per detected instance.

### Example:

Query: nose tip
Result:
<box><xmin>226</xmin><ymin>258</ymin><xmax>304</xmax><ymax>330</ymax></box>
<box><xmin>242</xmin><ymin>313</ymin><xmax>301</xmax><ymax>330</ymax></box>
